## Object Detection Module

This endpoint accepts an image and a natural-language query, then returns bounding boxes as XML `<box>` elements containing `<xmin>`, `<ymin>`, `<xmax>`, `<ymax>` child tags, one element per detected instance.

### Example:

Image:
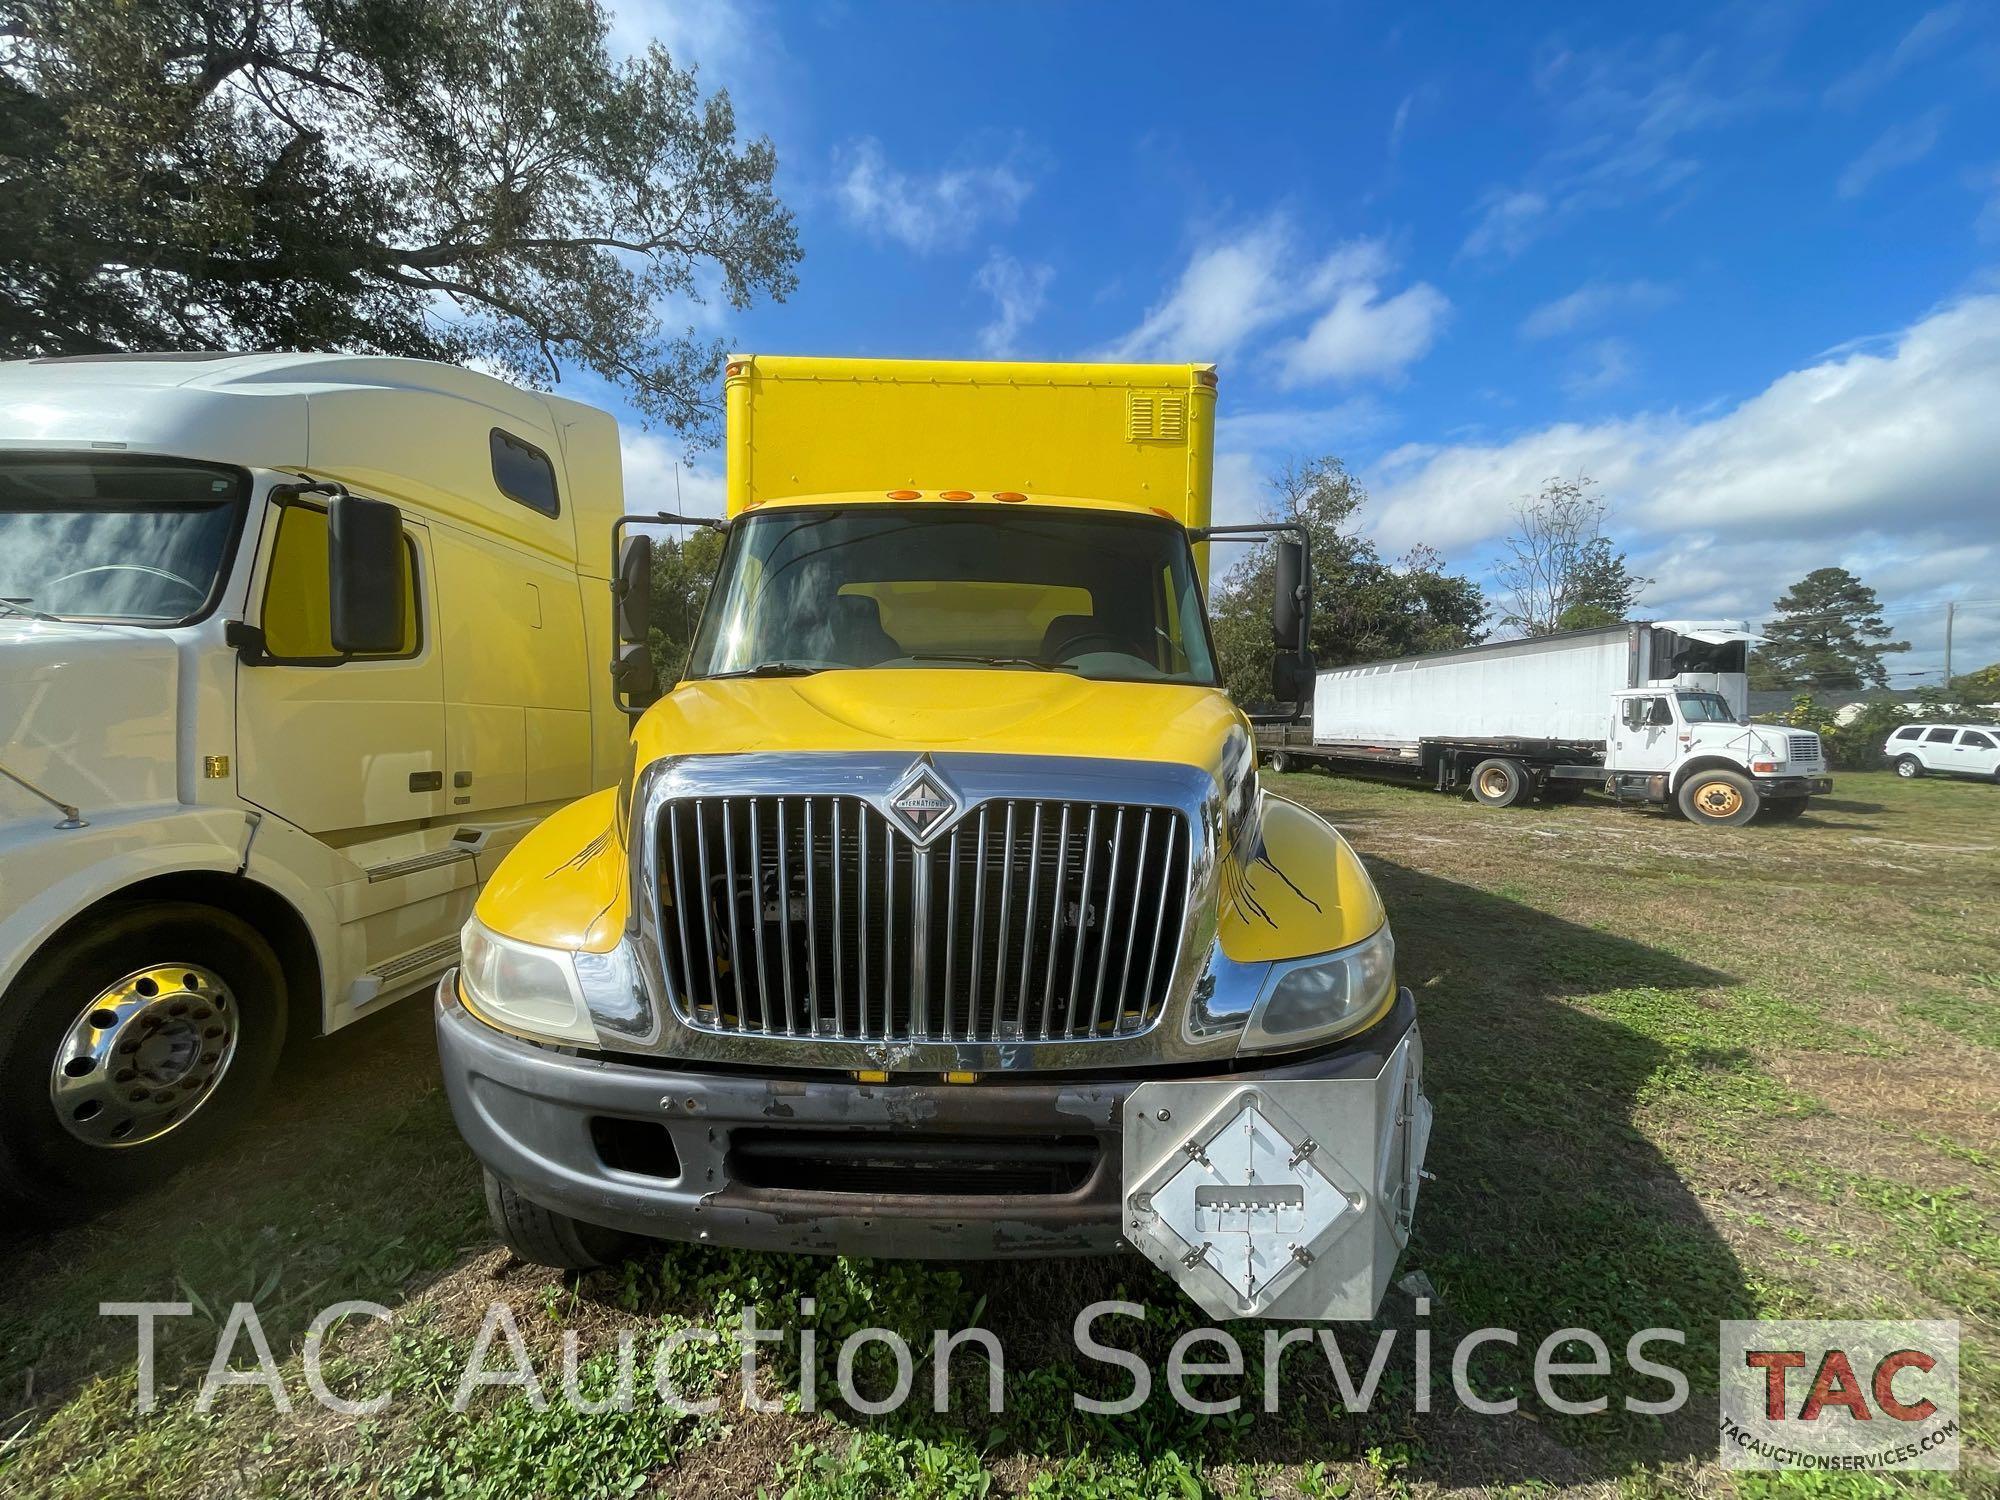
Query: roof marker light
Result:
<box><xmin>993</xmin><ymin>491</ymin><xmax>1028</xmax><ymax>503</ymax></box>
<box><xmin>939</xmin><ymin>489</ymin><xmax>974</xmax><ymax>501</ymax></box>
<box><xmin>886</xmin><ymin>489</ymin><xmax>922</xmax><ymax>500</ymax></box>
<box><xmin>1195</xmin><ymin>370</ymin><xmax>1218</xmax><ymax>388</ymax></box>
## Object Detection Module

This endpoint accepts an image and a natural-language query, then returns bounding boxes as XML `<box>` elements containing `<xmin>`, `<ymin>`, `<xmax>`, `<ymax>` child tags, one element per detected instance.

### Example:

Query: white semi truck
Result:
<box><xmin>1259</xmin><ymin>620</ymin><xmax>1832</xmax><ymax>826</ymax></box>
<box><xmin>0</xmin><ymin>353</ymin><xmax>631</xmax><ymax>1209</ymax></box>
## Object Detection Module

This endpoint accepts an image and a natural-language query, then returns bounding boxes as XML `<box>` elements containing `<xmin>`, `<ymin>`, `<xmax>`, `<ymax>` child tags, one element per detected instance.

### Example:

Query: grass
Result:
<box><xmin>0</xmin><ymin>769</ymin><xmax>1994</xmax><ymax>1497</ymax></box>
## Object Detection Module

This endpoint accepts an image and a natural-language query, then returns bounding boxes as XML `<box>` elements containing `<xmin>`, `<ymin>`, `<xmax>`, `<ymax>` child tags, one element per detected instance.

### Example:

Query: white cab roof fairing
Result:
<box><xmin>1650</xmin><ymin>618</ymin><xmax>1765</xmax><ymax>645</ymax></box>
<box><xmin>0</xmin><ymin>353</ymin><xmax>623</xmax><ymax>566</ymax></box>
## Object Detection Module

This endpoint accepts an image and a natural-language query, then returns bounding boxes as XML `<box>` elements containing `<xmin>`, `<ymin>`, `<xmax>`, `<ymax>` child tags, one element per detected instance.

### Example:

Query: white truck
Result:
<box><xmin>1260</xmin><ymin>620</ymin><xmax>1832</xmax><ymax>826</ymax></box>
<box><xmin>0</xmin><ymin>353</ymin><xmax>630</xmax><ymax>1209</ymax></box>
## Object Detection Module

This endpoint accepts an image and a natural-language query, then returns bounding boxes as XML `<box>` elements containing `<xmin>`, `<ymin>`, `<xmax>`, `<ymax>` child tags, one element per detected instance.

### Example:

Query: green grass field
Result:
<box><xmin>2</xmin><ymin>770</ymin><xmax>1994</xmax><ymax>1498</ymax></box>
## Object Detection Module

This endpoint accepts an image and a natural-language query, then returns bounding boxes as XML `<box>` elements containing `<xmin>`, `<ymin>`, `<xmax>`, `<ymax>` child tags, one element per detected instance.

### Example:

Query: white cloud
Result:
<box><xmin>620</xmin><ymin>430</ymin><xmax>725</xmax><ymax>514</ymax></box>
<box><xmin>973</xmin><ymin>252</ymin><xmax>1053</xmax><ymax>357</ymax></box>
<box><xmin>1104</xmin><ymin>218</ymin><xmax>1447</xmax><ymax>385</ymax></box>
<box><xmin>1461</xmin><ymin>39</ymin><xmax>1778</xmax><ymax>260</ymax></box>
<box><xmin>1837</xmin><ymin>109</ymin><xmax>1946</xmax><ymax>199</ymax></box>
<box><xmin>832</xmin><ymin>138</ymin><xmax>1035</xmax><ymax>255</ymax></box>
<box><xmin>1563</xmin><ymin>338</ymin><xmax>1637</xmax><ymax>396</ymax></box>
<box><xmin>1462</xmin><ymin>190</ymin><xmax>1550</xmax><ymax>260</ymax></box>
<box><xmin>1366</xmin><ymin>294</ymin><xmax>2000</xmax><ymax>562</ymax></box>
<box><xmin>1520</xmin><ymin>279</ymin><xmax>1675</xmax><ymax>339</ymax></box>
<box><xmin>1824</xmin><ymin>5</ymin><xmax>1967</xmax><ymax>109</ymax></box>
<box><xmin>1274</xmin><ymin>282</ymin><xmax>1450</xmax><ymax>386</ymax></box>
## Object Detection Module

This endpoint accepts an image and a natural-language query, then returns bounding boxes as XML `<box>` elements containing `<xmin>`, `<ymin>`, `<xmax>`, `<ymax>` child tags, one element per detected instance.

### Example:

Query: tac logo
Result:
<box><xmin>1720</xmin><ymin>1320</ymin><xmax>1959</xmax><ymax>1472</ymax></box>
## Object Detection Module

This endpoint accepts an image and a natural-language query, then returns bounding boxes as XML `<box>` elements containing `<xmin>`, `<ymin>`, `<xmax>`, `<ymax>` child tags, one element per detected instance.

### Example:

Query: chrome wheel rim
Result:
<box><xmin>50</xmin><ymin>964</ymin><xmax>239</xmax><ymax>1147</ymax></box>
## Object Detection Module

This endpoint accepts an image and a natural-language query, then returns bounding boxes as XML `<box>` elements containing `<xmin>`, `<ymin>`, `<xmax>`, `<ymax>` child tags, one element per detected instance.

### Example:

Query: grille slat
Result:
<box><xmin>658</xmin><ymin>793</ymin><xmax>1188</xmax><ymax>1047</ymax></box>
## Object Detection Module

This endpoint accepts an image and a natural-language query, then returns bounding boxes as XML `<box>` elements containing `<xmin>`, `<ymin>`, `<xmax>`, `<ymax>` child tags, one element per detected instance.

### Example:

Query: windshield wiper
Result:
<box><xmin>905</xmin><ymin>652</ymin><xmax>1079</xmax><ymax>672</ymax></box>
<box><xmin>706</xmin><ymin>661</ymin><xmax>825</xmax><ymax>680</ymax></box>
<box><xmin>0</xmin><ymin>597</ymin><xmax>60</xmax><ymax>622</ymax></box>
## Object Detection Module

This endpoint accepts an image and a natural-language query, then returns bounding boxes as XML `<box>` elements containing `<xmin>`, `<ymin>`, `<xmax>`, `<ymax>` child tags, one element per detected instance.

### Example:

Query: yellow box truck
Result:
<box><xmin>438</xmin><ymin>356</ymin><xmax>1431</xmax><ymax>1320</ymax></box>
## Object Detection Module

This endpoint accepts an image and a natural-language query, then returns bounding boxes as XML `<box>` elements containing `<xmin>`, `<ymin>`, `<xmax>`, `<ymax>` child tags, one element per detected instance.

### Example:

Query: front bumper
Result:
<box><xmin>437</xmin><ymin>975</ymin><xmax>1422</xmax><ymax>1261</ymax></box>
<box><xmin>1756</xmin><ymin>774</ymin><xmax>1834</xmax><ymax>796</ymax></box>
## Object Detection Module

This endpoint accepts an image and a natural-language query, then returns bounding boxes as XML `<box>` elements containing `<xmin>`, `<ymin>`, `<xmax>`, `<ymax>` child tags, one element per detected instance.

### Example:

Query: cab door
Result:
<box><xmin>1611</xmin><ymin>695</ymin><xmax>1680</xmax><ymax>773</ymax></box>
<box><xmin>236</xmin><ymin>498</ymin><xmax>448</xmax><ymax>834</ymax></box>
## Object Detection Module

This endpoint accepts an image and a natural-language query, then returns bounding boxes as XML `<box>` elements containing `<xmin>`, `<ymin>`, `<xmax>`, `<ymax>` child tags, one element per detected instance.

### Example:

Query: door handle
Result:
<box><xmin>409</xmin><ymin>771</ymin><xmax>443</xmax><ymax>793</ymax></box>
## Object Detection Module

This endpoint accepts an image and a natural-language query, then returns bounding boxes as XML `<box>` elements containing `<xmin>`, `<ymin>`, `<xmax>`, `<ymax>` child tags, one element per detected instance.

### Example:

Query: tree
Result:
<box><xmin>1209</xmin><ymin>456</ymin><xmax>1486</xmax><ymax>708</ymax></box>
<box><xmin>646</xmin><ymin>526</ymin><xmax>723</xmax><ymax>684</ymax></box>
<box><xmin>1748</xmin><ymin>567</ymin><xmax>1910</xmax><ymax>691</ymax></box>
<box><xmin>1494</xmin><ymin>475</ymin><xmax>1649</xmax><ymax>636</ymax></box>
<box><xmin>0</xmin><ymin>0</ymin><xmax>799</xmax><ymax>438</ymax></box>
<box><xmin>1953</xmin><ymin>662</ymin><xmax>2000</xmax><ymax>708</ymax></box>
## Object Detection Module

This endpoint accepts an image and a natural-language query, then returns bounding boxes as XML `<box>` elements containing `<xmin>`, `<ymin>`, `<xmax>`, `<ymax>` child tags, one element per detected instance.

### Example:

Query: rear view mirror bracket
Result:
<box><xmin>609</xmin><ymin>511</ymin><xmax>725</xmax><ymax>717</ymax></box>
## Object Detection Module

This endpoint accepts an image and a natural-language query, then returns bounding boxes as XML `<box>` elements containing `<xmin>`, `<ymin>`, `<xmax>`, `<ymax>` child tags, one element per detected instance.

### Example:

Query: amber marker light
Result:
<box><xmin>993</xmin><ymin>490</ymin><xmax>1028</xmax><ymax>502</ymax></box>
<box><xmin>939</xmin><ymin>489</ymin><xmax>974</xmax><ymax>501</ymax></box>
<box><xmin>885</xmin><ymin>489</ymin><xmax>922</xmax><ymax>500</ymax></box>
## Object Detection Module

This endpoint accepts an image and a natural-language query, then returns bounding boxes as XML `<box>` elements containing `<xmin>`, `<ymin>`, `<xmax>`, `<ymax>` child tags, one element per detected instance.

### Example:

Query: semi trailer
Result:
<box><xmin>437</xmin><ymin>356</ymin><xmax>1433</xmax><ymax>1322</ymax></box>
<box><xmin>1259</xmin><ymin>622</ymin><xmax>1832</xmax><ymax>826</ymax></box>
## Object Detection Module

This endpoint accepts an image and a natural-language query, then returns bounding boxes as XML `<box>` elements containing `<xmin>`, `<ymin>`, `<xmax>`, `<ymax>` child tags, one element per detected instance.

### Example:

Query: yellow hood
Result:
<box><xmin>629</xmin><ymin>668</ymin><xmax>1248</xmax><ymax>766</ymax></box>
<box><xmin>480</xmin><ymin>669</ymin><xmax>1384</xmax><ymax>965</ymax></box>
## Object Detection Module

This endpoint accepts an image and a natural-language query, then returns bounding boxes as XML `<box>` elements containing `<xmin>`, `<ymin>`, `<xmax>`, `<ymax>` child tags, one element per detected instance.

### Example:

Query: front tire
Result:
<box><xmin>1895</xmin><ymin>756</ymin><xmax>1924</xmax><ymax>779</ymax></box>
<box><xmin>1677</xmin><ymin>769</ymin><xmax>1761</xmax><ymax>827</ymax></box>
<box><xmin>1470</xmin><ymin>757</ymin><xmax>1532</xmax><ymax>808</ymax></box>
<box><xmin>0</xmin><ymin>902</ymin><xmax>286</xmax><ymax>1213</ymax></box>
<box><xmin>484</xmin><ymin>1170</ymin><xmax>638</xmax><ymax>1271</ymax></box>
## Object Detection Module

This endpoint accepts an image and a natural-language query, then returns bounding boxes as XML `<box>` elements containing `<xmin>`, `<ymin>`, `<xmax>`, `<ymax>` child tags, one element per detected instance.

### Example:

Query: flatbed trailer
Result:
<box><xmin>1254</xmin><ymin>723</ymin><xmax>1670</xmax><ymax>804</ymax></box>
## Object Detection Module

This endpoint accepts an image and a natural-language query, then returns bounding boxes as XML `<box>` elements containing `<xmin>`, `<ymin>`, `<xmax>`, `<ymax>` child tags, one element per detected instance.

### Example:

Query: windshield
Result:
<box><xmin>686</xmin><ymin>505</ymin><xmax>1218</xmax><ymax>686</ymax></box>
<box><xmin>1677</xmin><ymin>691</ymin><xmax>1741</xmax><ymax>724</ymax></box>
<box><xmin>0</xmin><ymin>455</ymin><xmax>248</xmax><ymax>624</ymax></box>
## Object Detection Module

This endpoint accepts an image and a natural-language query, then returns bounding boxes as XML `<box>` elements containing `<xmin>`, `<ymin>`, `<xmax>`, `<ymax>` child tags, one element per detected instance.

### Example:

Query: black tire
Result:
<box><xmin>484</xmin><ymin>1169</ymin><xmax>638</xmax><ymax>1271</ymax></box>
<box><xmin>1760</xmin><ymin>798</ymin><xmax>1809</xmax><ymax>822</ymax></box>
<box><xmin>1895</xmin><ymin>756</ymin><xmax>1924</xmax><ymax>779</ymax></box>
<box><xmin>0</xmin><ymin>901</ymin><xmax>286</xmax><ymax>1215</ymax></box>
<box><xmin>1268</xmin><ymin>750</ymin><xmax>1292</xmax><ymax>774</ymax></box>
<box><xmin>1469</xmin><ymin>757</ymin><xmax>1531</xmax><ymax>808</ymax></box>
<box><xmin>1677</xmin><ymin>769</ymin><xmax>1761</xmax><ymax>827</ymax></box>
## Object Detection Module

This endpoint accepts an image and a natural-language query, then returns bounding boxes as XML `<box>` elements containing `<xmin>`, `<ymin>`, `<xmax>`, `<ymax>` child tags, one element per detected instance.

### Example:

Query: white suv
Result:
<box><xmin>1884</xmin><ymin>723</ymin><xmax>2000</xmax><ymax>782</ymax></box>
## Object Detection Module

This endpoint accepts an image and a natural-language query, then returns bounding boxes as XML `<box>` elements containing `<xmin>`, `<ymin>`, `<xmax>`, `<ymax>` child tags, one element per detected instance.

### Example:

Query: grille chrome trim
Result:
<box><xmin>630</xmin><ymin>753</ymin><xmax>1225</xmax><ymax>1071</ymax></box>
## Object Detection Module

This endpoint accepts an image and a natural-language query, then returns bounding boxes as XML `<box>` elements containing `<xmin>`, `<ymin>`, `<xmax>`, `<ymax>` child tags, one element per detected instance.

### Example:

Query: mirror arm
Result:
<box><xmin>1188</xmin><ymin>522</ymin><xmax>1314</xmax><ymax>639</ymax></box>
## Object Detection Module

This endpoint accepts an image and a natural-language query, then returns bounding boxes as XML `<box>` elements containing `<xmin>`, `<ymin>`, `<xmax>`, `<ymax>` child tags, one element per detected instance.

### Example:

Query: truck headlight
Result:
<box><xmin>1239</xmin><ymin>925</ymin><xmax>1396</xmax><ymax>1055</ymax></box>
<box><xmin>458</xmin><ymin>917</ymin><xmax>602</xmax><ymax>1045</ymax></box>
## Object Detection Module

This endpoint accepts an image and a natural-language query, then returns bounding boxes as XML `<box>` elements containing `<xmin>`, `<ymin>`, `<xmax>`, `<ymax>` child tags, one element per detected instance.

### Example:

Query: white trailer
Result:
<box><xmin>1263</xmin><ymin>621</ymin><xmax>1833</xmax><ymax>827</ymax></box>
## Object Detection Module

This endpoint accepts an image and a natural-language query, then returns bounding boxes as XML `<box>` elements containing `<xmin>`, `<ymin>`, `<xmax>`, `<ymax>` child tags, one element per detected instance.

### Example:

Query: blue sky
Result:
<box><xmin>581</xmin><ymin>1</ymin><xmax>2000</xmax><ymax>682</ymax></box>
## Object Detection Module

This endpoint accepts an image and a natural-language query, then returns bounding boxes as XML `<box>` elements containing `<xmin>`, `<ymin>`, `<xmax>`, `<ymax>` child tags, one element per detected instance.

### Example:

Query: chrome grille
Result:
<box><xmin>658</xmin><ymin>795</ymin><xmax>1189</xmax><ymax>1043</ymax></box>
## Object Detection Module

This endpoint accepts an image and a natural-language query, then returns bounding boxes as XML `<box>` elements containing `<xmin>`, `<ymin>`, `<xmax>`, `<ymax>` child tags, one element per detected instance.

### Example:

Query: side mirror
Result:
<box><xmin>612</xmin><ymin>642</ymin><xmax>658</xmax><ymax>703</ymax></box>
<box><xmin>1272</xmin><ymin>648</ymin><xmax>1316</xmax><ymax>705</ymax></box>
<box><xmin>1272</xmin><ymin>539</ymin><xmax>1307</xmax><ymax>648</ymax></box>
<box><xmin>328</xmin><ymin>493</ymin><xmax>406</xmax><ymax>655</ymax></box>
<box><xmin>615</xmin><ymin>533</ymin><xmax>653</xmax><ymax>643</ymax></box>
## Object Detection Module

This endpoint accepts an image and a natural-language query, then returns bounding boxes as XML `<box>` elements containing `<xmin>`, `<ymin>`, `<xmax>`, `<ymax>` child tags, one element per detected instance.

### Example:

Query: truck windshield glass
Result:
<box><xmin>0</xmin><ymin>456</ymin><xmax>247</xmax><ymax>624</ymax></box>
<box><xmin>687</xmin><ymin>505</ymin><xmax>1218</xmax><ymax>686</ymax></box>
<box><xmin>1676</xmin><ymin>691</ymin><xmax>1740</xmax><ymax>724</ymax></box>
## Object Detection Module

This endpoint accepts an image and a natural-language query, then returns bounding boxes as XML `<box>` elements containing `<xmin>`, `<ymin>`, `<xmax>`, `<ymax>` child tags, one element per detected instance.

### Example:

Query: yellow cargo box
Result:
<box><xmin>722</xmin><ymin>355</ymin><xmax>1217</xmax><ymax>529</ymax></box>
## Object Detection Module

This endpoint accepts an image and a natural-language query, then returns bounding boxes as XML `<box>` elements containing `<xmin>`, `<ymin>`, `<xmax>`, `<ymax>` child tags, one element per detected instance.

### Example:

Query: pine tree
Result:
<box><xmin>1749</xmin><ymin>568</ymin><xmax>1910</xmax><ymax>690</ymax></box>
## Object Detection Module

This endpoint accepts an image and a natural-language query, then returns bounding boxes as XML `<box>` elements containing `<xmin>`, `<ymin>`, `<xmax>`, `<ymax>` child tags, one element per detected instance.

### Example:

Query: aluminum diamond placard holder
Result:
<box><xmin>1123</xmin><ymin>1034</ymin><xmax>1430</xmax><ymax>1321</ymax></box>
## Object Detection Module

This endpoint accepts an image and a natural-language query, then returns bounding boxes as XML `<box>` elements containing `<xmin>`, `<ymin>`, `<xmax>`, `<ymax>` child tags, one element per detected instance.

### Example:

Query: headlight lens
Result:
<box><xmin>458</xmin><ymin>918</ymin><xmax>601</xmax><ymax>1044</ymax></box>
<box><xmin>1239</xmin><ymin>924</ymin><xmax>1396</xmax><ymax>1054</ymax></box>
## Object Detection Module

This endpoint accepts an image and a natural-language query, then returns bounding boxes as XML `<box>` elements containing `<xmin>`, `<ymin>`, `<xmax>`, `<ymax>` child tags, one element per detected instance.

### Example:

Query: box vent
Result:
<box><xmin>1127</xmin><ymin>391</ymin><xmax>1187</xmax><ymax>443</ymax></box>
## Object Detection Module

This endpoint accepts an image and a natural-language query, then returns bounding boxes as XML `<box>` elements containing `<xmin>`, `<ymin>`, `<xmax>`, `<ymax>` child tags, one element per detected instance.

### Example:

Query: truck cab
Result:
<box><xmin>437</xmin><ymin>357</ymin><xmax>1433</xmax><ymax>1322</ymax></box>
<box><xmin>0</xmin><ymin>353</ymin><xmax>627</xmax><ymax>1208</ymax></box>
<box><xmin>1605</xmin><ymin>686</ymin><xmax>1832</xmax><ymax>824</ymax></box>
